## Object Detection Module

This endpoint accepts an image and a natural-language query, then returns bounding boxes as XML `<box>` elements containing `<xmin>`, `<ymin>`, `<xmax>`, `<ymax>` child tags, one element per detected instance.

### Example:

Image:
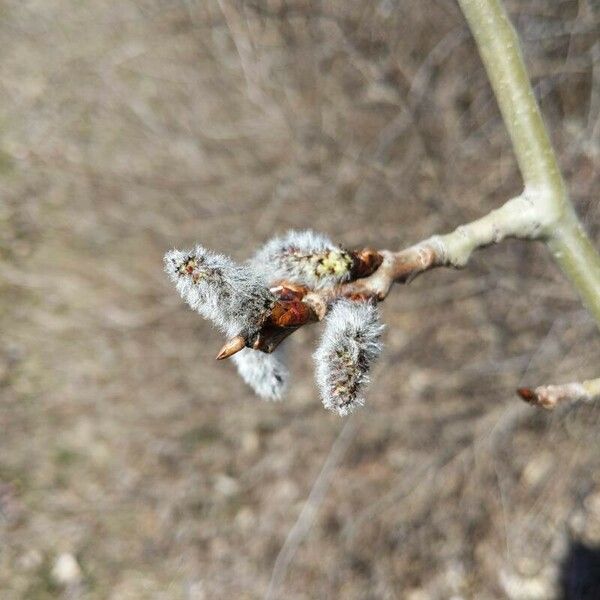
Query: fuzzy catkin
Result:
<box><xmin>164</xmin><ymin>246</ymin><xmax>275</xmax><ymax>338</ymax></box>
<box><xmin>232</xmin><ymin>348</ymin><xmax>289</xmax><ymax>400</ymax></box>
<box><xmin>251</xmin><ymin>229</ymin><xmax>354</xmax><ymax>289</ymax></box>
<box><xmin>314</xmin><ymin>300</ymin><xmax>384</xmax><ymax>416</ymax></box>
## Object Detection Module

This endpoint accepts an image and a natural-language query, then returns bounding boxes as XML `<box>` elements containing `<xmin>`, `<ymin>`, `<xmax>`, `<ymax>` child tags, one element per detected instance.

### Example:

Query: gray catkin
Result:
<box><xmin>164</xmin><ymin>246</ymin><xmax>275</xmax><ymax>338</ymax></box>
<box><xmin>251</xmin><ymin>229</ymin><xmax>354</xmax><ymax>289</ymax></box>
<box><xmin>231</xmin><ymin>348</ymin><xmax>289</xmax><ymax>400</ymax></box>
<box><xmin>313</xmin><ymin>300</ymin><xmax>384</xmax><ymax>416</ymax></box>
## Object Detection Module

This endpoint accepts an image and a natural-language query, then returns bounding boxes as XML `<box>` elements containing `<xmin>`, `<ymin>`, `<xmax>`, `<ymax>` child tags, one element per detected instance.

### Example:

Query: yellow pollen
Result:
<box><xmin>315</xmin><ymin>251</ymin><xmax>351</xmax><ymax>277</ymax></box>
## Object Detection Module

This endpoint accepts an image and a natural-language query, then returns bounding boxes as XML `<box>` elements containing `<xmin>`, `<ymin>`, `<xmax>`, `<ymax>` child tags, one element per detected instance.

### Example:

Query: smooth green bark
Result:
<box><xmin>458</xmin><ymin>0</ymin><xmax>600</xmax><ymax>327</ymax></box>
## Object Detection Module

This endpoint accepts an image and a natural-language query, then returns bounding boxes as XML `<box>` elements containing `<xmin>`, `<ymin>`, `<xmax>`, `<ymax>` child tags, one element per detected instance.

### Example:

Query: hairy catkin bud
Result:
<box><xmin>164</xmin><ymin>246</ymin><xmax>275</xmax><ymax>338</ymax></box>
<box><xmin>232</xmin><ymin>348</ymin><xmax>289</xmax><ymax>400</ymax></box>
<box><xmin>251</xmin><ymin>230</ymin><xmax>355</xmax><ymax>289</ymax></box>
<box><xmin>314</xmin><ymin>300</ymin><xmax>384</xmax><ymax>416</ymax></box>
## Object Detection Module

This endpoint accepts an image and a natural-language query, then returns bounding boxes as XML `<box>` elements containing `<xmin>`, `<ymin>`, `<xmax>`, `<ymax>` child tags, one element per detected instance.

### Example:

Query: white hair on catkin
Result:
<box><xmin>314</xmin><ymin>300</ymin><xmax>384</xmax><ymax>416</ymax></box>
<box><xmin>164</xmin><ymin>246</ymin><xmax>275</xmax><ymax>338</ymax></box>
<box><xmin>232</xmin><ymin>348</ymin><xmax>289</xmax><ymax>401</ymax></box>
<box><xmin>251</xmin><ymin>229</ymin><xmax>354</xmax><ymax>289</ymax></box>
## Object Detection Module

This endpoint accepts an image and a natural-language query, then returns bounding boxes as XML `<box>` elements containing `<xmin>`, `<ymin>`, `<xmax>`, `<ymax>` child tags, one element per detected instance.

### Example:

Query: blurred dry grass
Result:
<box><xmin>1</xmin><ymin>0</ymin><xmax>600</xmax><ymax>598</ymax></box>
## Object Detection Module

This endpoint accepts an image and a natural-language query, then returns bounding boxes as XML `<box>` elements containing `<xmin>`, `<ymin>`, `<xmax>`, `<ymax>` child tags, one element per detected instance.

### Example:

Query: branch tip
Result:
<box><xmin>517</xmin><ymin>386</ymin><xmax>557</xmax><ymax>410</ymax></box>
<box><xmin>517</xmin><ymin>387</ymin><xmax>536</xmax><ymax>403</ymax></box>
<box><xmin>517</xmin><ymin>381</ymin><xmax>597</xmax><ymax>410</ymax></box>
<box><xmin>216</xmin><ymin>335</ymin><xmax>246</xmax><ymax>360</ymax></box>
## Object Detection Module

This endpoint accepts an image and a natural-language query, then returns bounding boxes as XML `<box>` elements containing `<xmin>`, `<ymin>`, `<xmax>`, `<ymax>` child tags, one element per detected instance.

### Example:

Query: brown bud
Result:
<box><xmin>351</xmin><ymin>248</ymin><xmax>384</xmax><ymax>279</ymax></box>
<box><xmin>268</xmin><ymin>300</ymin><xmax>314</xmax><ymax>328</ymax></box>
<box><xmin>216</xmin><ymin>335</ymin><xmax>246</xmax><ymax>360</ymax></box>
<box><xmin>270</xmin><ymin>284</ymin><xmax>309</xmax><ymax>302</ymax></box>
<box><xmin>517</xmin><ymin>387</ymin><xmax>536</xmax><ymax>403</ymax></box>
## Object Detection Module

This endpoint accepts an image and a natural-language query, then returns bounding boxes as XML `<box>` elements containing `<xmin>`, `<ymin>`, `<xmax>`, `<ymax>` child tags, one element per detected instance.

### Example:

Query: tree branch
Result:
<box><xmin>210</xmin><ymin>0</ymin><xmax>600</xmax><ymax>414</ymax></box>
<box><xmin>229</xmin><ymin>186</ymin><xmax>593</xmax><ymax>356</ymax></box>
<box><xmin>228</xmin><ymin>192</ymin><xmax>545</xmax><ymax>357</ymax></box>
<box><xmin>518</xmin><ymin>378</ymin><xmax>600</xmax><ymax>410</ymax></box>
<box><xmin>458</xmin><ymin>0</ymin><xmax>600</xmax><ymax>327</ymax></box>
<box><xmin>339</xmin><ymin>194</ymin><xmax>542</xmax><ymax>301</ymax></box>
<box><xmin>247</xmin><ymin>0</ymin><xmax>600</xmax><ymax>343</ymax></box>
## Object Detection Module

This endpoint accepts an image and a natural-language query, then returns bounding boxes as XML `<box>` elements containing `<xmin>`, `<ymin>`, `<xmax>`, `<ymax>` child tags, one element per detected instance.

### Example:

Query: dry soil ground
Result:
<box><xmin>1</xmin><ymin>1</ymin><xmax>600</xmax><ymax>598</ymax></box>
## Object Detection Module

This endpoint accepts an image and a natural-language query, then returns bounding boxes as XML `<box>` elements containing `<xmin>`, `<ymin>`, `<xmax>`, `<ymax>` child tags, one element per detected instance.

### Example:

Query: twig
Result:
<box><xmin>227</xmin><ymin>193</ymin><xmax>548</xmax><ymax>355</ymax></box>
<box><xmin>265</xmin><ymin>418</ymin><xmax>357</xmax><ymax>600</ymax></box>
<box><xmin>517</xmin><ymin>377</ymin><xmax>600</xmax><ymax>410</ymax></box>
<box><xmin>248</xmin><ymin>0</ymin><xmax>600</xmax><ymax>410</ymax></box>
<box><xmin>340</xmin><ymin>193</ymin><xmax>543</xmax><ymax>301</ymax></box>
<box><xmin>458</xmin><ymin>0</ymin><xmax>600</xmax><ymax>327</ymax></box>
<box><xmin>172</xmin><ymin>0</ymin><xmax>600</xmax><ymax>415</ymax></box>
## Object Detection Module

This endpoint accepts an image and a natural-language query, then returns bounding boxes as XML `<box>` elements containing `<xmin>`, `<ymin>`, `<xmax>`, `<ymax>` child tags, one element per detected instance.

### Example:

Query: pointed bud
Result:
<box><xmin>216</xmin><ymin>335</ymin><xmax>246</xmax><ymax>360</ymax></box>
<box><xmin>351</xmin><ymin>248</ymin><xmax>383</xmax><ymax>279</ymax></box>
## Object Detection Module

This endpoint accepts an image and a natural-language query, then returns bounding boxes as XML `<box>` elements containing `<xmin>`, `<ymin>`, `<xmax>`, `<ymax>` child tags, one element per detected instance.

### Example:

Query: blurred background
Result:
<box><xmin>2</xmin><ymin>0</ymin><xmax>600</xmax><ymax>598</ymax></box>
